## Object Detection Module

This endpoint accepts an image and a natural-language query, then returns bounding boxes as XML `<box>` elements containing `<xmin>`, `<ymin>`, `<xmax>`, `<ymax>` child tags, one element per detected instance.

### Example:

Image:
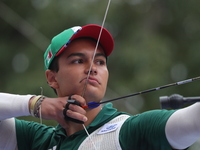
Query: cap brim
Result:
<box><xmin>58</xmin><ymin>24</ymin><xmax>114</xmax><ymax>57</ymax></box>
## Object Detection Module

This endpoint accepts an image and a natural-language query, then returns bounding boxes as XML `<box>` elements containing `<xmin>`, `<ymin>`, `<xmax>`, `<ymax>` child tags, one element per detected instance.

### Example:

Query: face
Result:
<box><xmin>47</xmin><ymin>38</ymin><xmax>109</xmax><ymax>103</ymax></box>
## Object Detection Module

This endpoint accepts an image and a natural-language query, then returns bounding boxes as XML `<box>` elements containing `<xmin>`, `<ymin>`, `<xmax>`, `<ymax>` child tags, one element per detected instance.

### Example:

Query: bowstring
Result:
<box><xmin>81</xmin><ymin>0</ymin><xmax>112</xmax><ymax>149</ymax></box>
<box><xmin>39</xmin><ymin>87</ymin><xmax>43</xmax><ymax>124</ymax></box>
<box><xmin>83</xmin><ymin>124</ymin><xmax>98</xmax><ymax>149</ymax></box>
<box><xmin>81</xmin><ymin>0</ymin><xmax>112</xmax><ymax>97</ymax></box>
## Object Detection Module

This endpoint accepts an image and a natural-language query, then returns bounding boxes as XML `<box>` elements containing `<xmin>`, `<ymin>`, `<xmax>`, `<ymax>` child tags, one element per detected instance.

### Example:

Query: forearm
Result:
<box><xmin>0</xmin><ymin>118</ymin><xmax>17</xmax><ymax>149</ymax></box>
<box><xmin>165</xmin><ymin>102</ymin><xmax>200</xmax><ymax>149</ymax></box>
<box><xmin>0</xmin><ymin>93</ymin><xmax>33</xmax><ymax>120</ymax></box>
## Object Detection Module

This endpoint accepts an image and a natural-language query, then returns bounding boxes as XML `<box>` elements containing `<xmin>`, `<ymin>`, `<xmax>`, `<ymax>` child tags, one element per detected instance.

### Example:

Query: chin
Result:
<box><xmin>83</xmin><ymin>92</ymin><xmax>104</xmax><ymax>103</ymax></box>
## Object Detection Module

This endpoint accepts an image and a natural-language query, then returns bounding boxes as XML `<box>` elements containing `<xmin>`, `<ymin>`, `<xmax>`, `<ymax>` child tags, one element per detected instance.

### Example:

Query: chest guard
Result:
<box><xmin>78</xmin><ymin>114</ymin><xmax>130</xmax><ymax>150</ymax></box>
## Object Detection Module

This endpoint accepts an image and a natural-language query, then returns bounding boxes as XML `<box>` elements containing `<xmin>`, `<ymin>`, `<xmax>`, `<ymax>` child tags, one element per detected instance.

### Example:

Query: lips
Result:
<box><xmin>80</xmin><ymin>77</ymin><xmax>100</xmax><ymax>84</ymax></box>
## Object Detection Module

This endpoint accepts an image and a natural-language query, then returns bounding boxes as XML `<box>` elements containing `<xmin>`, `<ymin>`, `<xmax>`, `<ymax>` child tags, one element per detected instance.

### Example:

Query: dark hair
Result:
<box><xmin>48</xmin><ymin>56</ymin><xmax>60</xmax><ymax>95</ymax></box>
<box><xmin>49</xmin><ymin>55</ymin><xmax>60</xmax><ymax>72</ymax></box>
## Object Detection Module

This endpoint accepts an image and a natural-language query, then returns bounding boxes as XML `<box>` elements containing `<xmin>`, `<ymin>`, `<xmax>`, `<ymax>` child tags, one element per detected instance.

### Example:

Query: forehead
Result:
<box><xmin>61</xmin><ymin>38</ymin><xmax>105</xmax><ymax>56</ymax></box>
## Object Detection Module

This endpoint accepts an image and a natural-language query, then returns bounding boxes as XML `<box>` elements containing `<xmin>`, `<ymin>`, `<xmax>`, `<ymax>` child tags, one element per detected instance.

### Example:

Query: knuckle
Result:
<box><xmin>69</xmin><ymin>105</ymin><xmax>86</xmax><ymax>115</ymax></box>
<box><xmin>71</xmin><ymin>95</ymin><xmax>86</xmax><ymax>105</ymax></box>
<box><xmin>69</xmin><ymin>104</ymin><xmax>77</xmax><ymax>110</ymax></box>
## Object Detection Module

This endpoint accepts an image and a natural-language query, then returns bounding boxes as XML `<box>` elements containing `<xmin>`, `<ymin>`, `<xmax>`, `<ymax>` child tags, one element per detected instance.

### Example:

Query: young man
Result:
<box><xmin>1</xmin><ymin>24</ymin><xmax>200</xmax><ymax>150</ymax></box>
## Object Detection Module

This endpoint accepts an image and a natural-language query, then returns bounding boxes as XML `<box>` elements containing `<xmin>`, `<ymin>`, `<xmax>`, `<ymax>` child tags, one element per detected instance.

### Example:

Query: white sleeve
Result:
<box><xmin>0</xmin><ymin>118</ymin><xmax>18</xmax><ymax>150</ymax></box>
<box><xmin>0</xmin><ymin>93</ymin><xmax>33</xmax><ymax>120</ymax></box>
<box><xmin>165</xmin><ymin>102</ymin><xmax>200</xmax><ymax>149</ymax></box>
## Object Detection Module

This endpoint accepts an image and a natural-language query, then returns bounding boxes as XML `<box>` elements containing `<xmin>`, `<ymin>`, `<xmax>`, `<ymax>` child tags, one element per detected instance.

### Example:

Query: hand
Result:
<box><xmin>30</xmin><ymin>95</ymin><xmax>87</xmax><ymax>127</ymax></box>
<box><xmin>63</xmin><ymin>99</ymin><xmax>85</xmax><ymax>124</ymax></box>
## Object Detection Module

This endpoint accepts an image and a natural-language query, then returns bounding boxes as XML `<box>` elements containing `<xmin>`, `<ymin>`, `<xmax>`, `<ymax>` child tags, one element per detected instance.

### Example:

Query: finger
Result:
<box><xmin>68</xmin><ymin>104</ymin><xmax>86</xmax><ymax>115</ymax></box>
<box><xmin>67</xmin><ymin>109</ymin><xmax>88</xmax><ymax>122</ymax></box>
<box><xmin>70</xmin><ymin>95</ymin><xmax>86</xmax><ymax>106</ymax></box>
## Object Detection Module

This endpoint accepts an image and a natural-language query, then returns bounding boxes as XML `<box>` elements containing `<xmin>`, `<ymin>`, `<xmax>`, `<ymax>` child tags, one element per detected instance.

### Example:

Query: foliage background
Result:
<box><xmin>1</xmin><ymin>0</ymin><xmax>200</xmax><ymax>149</ymax></box>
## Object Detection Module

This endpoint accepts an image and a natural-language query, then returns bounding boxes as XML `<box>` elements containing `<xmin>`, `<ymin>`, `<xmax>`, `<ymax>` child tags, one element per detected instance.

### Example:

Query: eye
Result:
<box><xmin>72</xmin><ymin>59</ymin><xmax>83</xmax><ymax>64</ymax></box>
<box><xmin>95</xmin><ymin>59</ymin><xmax>106</xmax><ymax>65</ymax></box>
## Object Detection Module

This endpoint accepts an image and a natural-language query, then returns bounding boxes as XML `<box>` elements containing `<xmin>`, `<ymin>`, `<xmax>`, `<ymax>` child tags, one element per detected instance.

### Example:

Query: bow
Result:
<box><xmin>80</xmin><ymin>1</ymin><xmax>200</xmax><ymax>110</ymax></box>
<box><xmin>73</xmin><ymin>1</ymin><xmax>200</xmax><ymax>149</ymax></box>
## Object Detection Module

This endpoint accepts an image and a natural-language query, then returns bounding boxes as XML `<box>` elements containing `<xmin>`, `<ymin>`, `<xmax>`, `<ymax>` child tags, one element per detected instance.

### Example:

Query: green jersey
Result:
<box><xmin>15</xmin><ymin>103</ymin><xmax>175</xmax><ymax>150</ymax></box>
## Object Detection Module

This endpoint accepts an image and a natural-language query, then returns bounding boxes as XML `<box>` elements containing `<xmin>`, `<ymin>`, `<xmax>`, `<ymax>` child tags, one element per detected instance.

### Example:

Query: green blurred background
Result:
<box><xmin>1</xmin><ymin>0</ymin><xmax>200</xmax><ymax>149</ymax></box>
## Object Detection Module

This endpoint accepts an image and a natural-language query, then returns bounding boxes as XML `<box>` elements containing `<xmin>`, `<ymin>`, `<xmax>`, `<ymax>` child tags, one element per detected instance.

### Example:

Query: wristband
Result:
<box><xmin>34</xmin><ymin>96</ymin><xmax>46</xmax><ymax>118</ymax></box>
<box><xmin>29</xmin><ymin>95</ymin><xmax>43</xmax><ymax>116</ymax></box>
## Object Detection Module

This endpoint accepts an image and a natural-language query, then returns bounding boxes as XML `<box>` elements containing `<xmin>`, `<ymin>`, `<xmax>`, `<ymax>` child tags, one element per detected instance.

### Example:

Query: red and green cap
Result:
<box><xmin>44</xmin><ymin>24</ymin><xmax>114</xmax><ymax>70</ymax></box>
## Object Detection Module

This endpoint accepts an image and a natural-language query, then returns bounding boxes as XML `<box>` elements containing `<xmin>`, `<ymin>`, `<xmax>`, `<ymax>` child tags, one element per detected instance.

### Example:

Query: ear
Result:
<box><xmin>45</xmin><ymin>70</ymin><xmax>59</xmax><ymax>89</ymax></box>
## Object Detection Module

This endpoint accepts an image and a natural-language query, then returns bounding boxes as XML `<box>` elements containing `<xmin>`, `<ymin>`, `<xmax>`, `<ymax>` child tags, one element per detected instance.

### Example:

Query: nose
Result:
<box><xmin>85</xmin><ymin>63</ymin><xmax>97</xmax><ymax>75</ymax></box>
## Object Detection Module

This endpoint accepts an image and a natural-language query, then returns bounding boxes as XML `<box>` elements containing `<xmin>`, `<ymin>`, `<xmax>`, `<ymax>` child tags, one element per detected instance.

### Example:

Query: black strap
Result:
<box><xmin>63</xmin><ymin>97</ymin><xmax>84</xmax><ymax>124</ymax></box>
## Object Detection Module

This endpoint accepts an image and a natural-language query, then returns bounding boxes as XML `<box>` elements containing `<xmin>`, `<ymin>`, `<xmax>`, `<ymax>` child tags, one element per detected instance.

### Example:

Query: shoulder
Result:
<box><xmin>15</xmin><ymin>118</ymin><xmax>54</xmax><ymax>131</ymax></box>
<box><xmin>15</xmin><ymin>118</ymin><xmax>56</xmax><ymax>140</ymax></box>
<box><xmin>15</xmin><ymin>118</ymin><xmax>57</xmax><ymax>149</ymax></box>
<box><xmin>125</xmin><ymin>109</ymin><xmax>176</xmax><ymax>125</ymax></box>
<box><xmin>118</xmin><ymin>110</ymin><xmax>176</xmax><ymax>149</ymax></box>
<box><xmin>120</xmin><ymin>110</ymin><xmax>176</xmax><ymax>138</ymax></box>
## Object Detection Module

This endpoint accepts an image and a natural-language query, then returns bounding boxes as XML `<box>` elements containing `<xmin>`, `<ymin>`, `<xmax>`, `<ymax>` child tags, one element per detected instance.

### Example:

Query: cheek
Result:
<box><xmin>56</xmin><ymin>71</ymin><xmax>71</xmax><ymax>87</ymax></box>
<box><xmin>57</xmin><ymin>68</ymin><xmax>83</xmax><ymax>87</ymax></box>
<box><xmin>102</xmin><ymin>69</ymin><xmax>109</xmax><ymax>86</ymax></box>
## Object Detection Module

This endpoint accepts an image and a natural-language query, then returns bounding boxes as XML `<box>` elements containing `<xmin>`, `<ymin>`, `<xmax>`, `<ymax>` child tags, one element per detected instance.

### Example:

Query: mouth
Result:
<box><xmin>80</xmin><ymin>77</ymin><xmax>100</xmax><ymax>85</ymax></box>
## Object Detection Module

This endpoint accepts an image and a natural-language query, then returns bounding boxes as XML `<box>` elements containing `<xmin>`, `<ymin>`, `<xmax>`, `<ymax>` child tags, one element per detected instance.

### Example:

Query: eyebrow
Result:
<box><xmin>67</xmin><ymin>53</ymin><xmax>85</xmax><ymax>58</ymax></box>
<box><xmin>67</xmin><ymin>52</ymin><xmax>106</xmax><ymax>59</ymax></box>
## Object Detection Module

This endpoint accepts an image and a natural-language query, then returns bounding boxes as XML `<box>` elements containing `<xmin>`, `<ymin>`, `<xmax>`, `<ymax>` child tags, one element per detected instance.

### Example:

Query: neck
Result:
<box><xmin>65</xmin><ymin>105</ymin><xmax>102</xmax><ymax>136</ymax></box>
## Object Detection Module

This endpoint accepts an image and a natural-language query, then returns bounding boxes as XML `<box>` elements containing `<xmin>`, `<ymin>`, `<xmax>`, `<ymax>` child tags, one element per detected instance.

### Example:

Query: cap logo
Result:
<box><xmin>46</xmin><ymin>50</ymin><xmax>53</xmax><ymax>63</ymax></box>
